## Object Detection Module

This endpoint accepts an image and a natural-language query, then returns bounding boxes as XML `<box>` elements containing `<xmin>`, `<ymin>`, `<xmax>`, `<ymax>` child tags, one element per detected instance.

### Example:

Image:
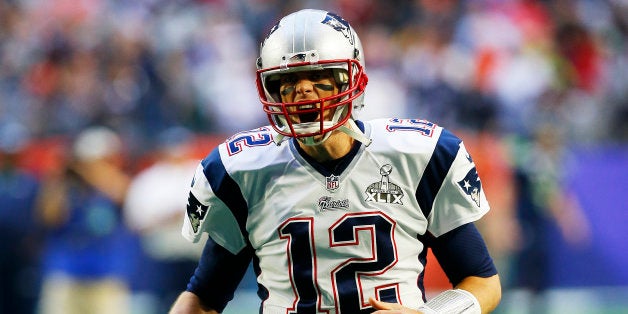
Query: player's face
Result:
<box><xmin>278</xmin><ymin>69</ymin><xmax>339</xmax><ymax>124</ymax></box>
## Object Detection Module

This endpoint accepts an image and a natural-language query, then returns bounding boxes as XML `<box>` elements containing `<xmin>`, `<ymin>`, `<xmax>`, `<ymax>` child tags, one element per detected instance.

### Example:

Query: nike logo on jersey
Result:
<box><xmin>186</xmin><ymin>192</ymin><xmax>208</xmax><ymax>233</ymax></box>
<box><xmin>457</xmin><ymin>167</ymin><xmax>482</xmax><ymax>207</ymax></box>
<box><xmin>365</xmin><ymin>164</ymin><xmax>405</xmax><ymax>205</ymax></box>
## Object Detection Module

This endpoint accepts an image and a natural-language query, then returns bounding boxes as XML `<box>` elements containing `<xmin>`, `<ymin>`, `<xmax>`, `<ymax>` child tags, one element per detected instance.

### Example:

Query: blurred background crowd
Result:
<box><xmin>1</xmin><ymin>0</ymin><xmax>627</xmax><ymax>313</ymax></box>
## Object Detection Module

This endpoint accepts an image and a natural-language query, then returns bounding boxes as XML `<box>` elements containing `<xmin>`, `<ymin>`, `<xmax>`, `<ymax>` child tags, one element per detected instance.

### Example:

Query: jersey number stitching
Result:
<box><xmin>278</xmin><ymin>212</ymin><xmax>399</xmax><ymax>314</ymax></box>
<box><xmin>386</xmin><ymin>119</ymin><xmax>436</xmax><ymax>137</ymax></box>
<box><xmin>225</xmin><ymin>127</ymin><xmax>273</xmax><ymax>155</ymax></box>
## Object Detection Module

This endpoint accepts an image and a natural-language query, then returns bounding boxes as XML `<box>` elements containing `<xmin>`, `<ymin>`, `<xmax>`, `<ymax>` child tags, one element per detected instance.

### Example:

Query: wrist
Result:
<box><xmin>418</xmin><ymin>289</ymin><xmax>480</xmax><ymax>314</ymax></box>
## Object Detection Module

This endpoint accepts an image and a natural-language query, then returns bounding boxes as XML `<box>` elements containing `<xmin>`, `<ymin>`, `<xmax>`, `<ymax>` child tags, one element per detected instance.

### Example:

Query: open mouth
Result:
<box><xmin>295</xmin><ymin>104</ymin><xmax>320</xmax><ymax>123</ymax></box>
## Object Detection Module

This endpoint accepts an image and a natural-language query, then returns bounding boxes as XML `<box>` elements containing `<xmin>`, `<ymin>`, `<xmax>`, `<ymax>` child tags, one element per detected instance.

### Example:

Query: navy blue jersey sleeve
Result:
<box><xmin>186</xmin><ymin>235</ymin><xmax>254</xmax><ymax>312</ymax></box>
<box><xmin>426</xmin><ymin>223</ymin><xmax>497</xmax><ymax>286</ymax></box>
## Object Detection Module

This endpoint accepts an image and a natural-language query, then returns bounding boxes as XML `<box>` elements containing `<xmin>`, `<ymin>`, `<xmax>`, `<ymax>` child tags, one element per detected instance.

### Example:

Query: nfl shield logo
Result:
<box><xmin>326</xmin><ymin>175</ymin><xmax>340</xmax><ymax>192</ymax></box>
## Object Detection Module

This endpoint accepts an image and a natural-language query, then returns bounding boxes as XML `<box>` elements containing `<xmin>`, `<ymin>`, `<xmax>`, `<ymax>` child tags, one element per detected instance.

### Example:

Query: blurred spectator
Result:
<box><xmin>0</xmin><ymin>122</ymin><xmax>42</xmax><ymax>314</ymax></box>
<box><xmin>505</xmin><ymin>123</ymin><xmax>592</xmax><ymax>312</ymax></box>
<box><xmin>35</xmin><ymin>126</ymin><xmax>135</xmax><ymax>314</ymax></box>
<box><xmin>123</xmin><ymin>126</ymin><xmax>203</xmax><ymax>314</ymax></box>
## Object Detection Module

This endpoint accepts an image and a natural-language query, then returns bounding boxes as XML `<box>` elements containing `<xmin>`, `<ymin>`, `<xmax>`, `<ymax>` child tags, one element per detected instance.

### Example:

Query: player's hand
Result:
<box><xmin>369</xmin><ymin>297</ymin><xmax>423</xmax><ymax>314</ymax></box>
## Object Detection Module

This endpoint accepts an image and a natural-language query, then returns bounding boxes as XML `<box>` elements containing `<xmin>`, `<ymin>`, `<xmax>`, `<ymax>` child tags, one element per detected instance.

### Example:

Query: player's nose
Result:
<box><xmin>295</xmin><ymin>78</ymin><xmax>315</xmax><ymax>96</ymax></box>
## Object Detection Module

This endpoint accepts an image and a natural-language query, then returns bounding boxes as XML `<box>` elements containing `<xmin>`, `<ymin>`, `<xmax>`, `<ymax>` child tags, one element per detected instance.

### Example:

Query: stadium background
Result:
<box><xmin>1</xmin><ymin>0</ymin><xmax>627</xmax><ymax>313</ymax></box>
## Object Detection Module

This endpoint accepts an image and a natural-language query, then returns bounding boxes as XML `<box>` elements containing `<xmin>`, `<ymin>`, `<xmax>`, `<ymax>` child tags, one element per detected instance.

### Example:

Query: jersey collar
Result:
<box><xmin>292</xmin><ymin>120</ymin><xmax>365</xmax><ymax>177</ymax></box>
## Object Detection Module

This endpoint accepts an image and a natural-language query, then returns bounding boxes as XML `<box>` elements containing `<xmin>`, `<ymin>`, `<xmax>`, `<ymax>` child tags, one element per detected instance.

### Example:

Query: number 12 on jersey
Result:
<box><xmin>278</xmin><ymin>212</ymin><xmax>399</xmax><ymax>313</ymax></box>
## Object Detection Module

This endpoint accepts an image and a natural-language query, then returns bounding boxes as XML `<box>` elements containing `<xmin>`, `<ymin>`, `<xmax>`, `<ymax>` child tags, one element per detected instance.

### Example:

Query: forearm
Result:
<box><xmin>72</xmin><ymin>160</ymin><xmax>130</xmax><ymax>204</ymax></box>
<box><xmin>454</xmin><ymin>274</ymin><xmax>501</xmax><ymax>314</ymax></box>
<box><xmin>169</xmin><ymin>291</ymin><xmax>219</xmax><ymax>314</ymax></box>
<box><xmin>428</xmin><ymin>223</ymin><xmax>501</xmax><ymax>313</ymax></box>
<box><xmin>36</xmin><ymin>178</ymin><xmax>69</xmax><ymax>227</ymax></box>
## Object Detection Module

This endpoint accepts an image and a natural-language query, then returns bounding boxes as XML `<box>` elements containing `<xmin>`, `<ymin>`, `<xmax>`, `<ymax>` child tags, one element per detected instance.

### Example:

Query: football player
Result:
<box><xmin>169</xmin><ymin>9</ymin><xmax>501</xmax><ymax>314</ymax></box>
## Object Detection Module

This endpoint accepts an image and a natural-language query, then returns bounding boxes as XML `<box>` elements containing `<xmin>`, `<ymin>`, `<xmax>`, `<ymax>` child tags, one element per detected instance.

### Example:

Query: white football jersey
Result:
<box><xmin>182</xmin><ymin>118</ymin><xmax>489</xmax><ymax>314</ymax></box>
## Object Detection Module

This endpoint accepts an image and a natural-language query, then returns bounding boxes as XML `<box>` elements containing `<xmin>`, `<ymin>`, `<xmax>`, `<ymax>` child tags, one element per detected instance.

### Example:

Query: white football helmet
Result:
<box><xmin>256</xmin><ymin>9</ymin><xmax>370</xmax><ymax>146</ymax></box>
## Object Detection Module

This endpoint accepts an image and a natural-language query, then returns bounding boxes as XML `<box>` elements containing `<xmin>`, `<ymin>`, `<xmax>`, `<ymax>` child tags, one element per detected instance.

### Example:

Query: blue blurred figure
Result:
<box><xmin>0</xmin><ymin>123</ymin><xmax>42</xmax><ymax>314</ymax></box>
<box><xmin>35</xmin><ymin>126</ymin><xmax>135</xmax><ymax>314</ymax></box>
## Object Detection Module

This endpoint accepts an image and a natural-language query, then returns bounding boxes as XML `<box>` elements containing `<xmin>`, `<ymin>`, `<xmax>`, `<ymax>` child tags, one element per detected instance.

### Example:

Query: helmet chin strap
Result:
<box><xmin>338</xmin><ymin>119</ymin><xmax>372</xmax><ymax>146</ymax></box>
<box><xmin>299</xmin><ymin>133</ymin><xmax>331</xmax><ymax>146</ymax></box>
<box><xmin>272</xmin><ymin>132</ymin><xmax>287</xmax><ymax>145</ymax></box>
<box><xmin>273</xmin><ymin>119</ymin><xmax>371</xmax><ymax>147</ymax></box>
<box><xmin>298</xmin><ymin>119</ymin><xmax>371</xmax><ymax>146</ymax></box>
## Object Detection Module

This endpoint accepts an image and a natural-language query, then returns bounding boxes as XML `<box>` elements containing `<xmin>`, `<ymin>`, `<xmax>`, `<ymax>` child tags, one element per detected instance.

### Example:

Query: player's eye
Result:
<box><xmin>309</xmin><ymin>73</ymin><xmax>323</xmax><ymax>81</ymax></box>
<box><xmin>280</xmin><ymin>85</ymin><xmax>295</xmax><ymax>96</ymax></box>
<box><xmin>309</xmin><ymin>70</ymin><xmax>333</xmax><ymax>81</ymax></box>
<box><xmin>280</xmin><ymin>74</ymin><xmax>297</xmax><ymax>85</ymax></box>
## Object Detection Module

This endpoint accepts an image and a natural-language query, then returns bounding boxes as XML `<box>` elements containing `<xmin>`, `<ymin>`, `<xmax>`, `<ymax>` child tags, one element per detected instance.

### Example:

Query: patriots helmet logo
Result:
<box><xmin>322</xmin><ymin>12</ymin><xmax>354</xmax><ymax>44</ymax></box>
<box><xmin>457</xmin><ymin>167</ymin><xmax>482</xmax><ymax>207</ymax></box>
<box><xmin>289</xmin><ymin>52</ymin><xmax>307</xmax><ymax>63</ymax></box>
<box><xmin>186</xmin><ymin>192</ymin><xmax>208</xmax><ymax>233</ymax></box>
